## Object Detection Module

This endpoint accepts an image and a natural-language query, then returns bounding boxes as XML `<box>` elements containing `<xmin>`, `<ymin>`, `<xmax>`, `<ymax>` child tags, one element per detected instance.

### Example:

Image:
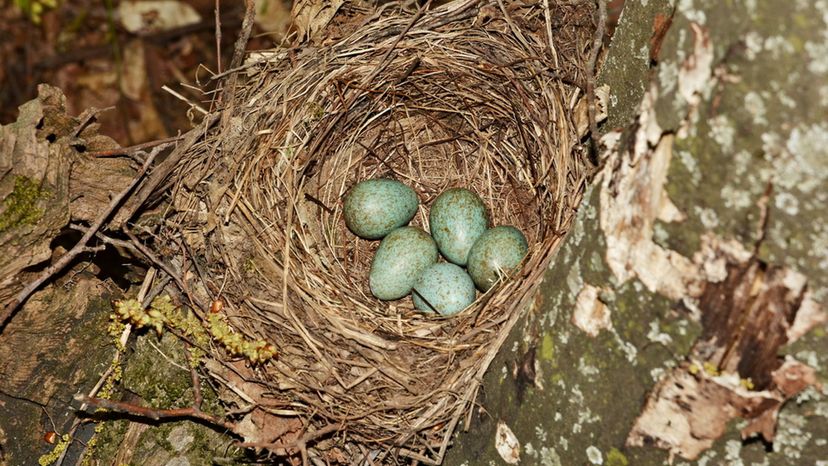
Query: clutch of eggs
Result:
<box><xmin>343</xmin><ymin>179</ymin><xmax>528</xmax><ymax>315</ymax></box>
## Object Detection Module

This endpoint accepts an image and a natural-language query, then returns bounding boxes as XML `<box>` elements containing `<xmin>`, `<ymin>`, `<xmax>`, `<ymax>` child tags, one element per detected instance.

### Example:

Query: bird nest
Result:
<box><xmin>150</xmin><ymin>0</ymin><xmax>596</xmax><ymax>463</ymax></box>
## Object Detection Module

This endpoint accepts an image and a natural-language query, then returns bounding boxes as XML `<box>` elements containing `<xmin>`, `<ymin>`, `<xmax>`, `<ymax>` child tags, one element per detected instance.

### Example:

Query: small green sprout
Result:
<box><xmin>208</xmin><ymin>313</ymin><xmax>277</xmax><ymax>364</ymax></box>
<box><xmin>38</xmin><ymin>433</ymin><xmax>70</xmax><ymax>466</ymax></box>
<box><xmin>111</xmin><ymin>295</ymin><xmax>276</xmax><ymax>364</ymax></box>
<box><xmin>113</xmin><ymin>298</ymin><xmax>165</xmax><ymax>335</ymax></box>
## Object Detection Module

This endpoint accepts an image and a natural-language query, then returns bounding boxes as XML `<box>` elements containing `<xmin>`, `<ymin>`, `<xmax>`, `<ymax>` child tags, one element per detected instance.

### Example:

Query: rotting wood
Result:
<box><xmin>627</xmin><ymin>250</ymin><xmax>822</xmax><ymax>460</ymax></box>
<box><xmin>1</xmin><ymin>143</ymin><xmax>167</xmax><ymax>329</ymax></box>
<box><xmin>0</xmin><ymin>85</ymin><xmax>132</xmax><ymax>322</ymax></box>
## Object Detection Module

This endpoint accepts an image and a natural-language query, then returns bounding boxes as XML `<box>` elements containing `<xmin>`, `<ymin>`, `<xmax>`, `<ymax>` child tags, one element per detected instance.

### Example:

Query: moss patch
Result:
<box><xmin>86</xmin><ymin>328</ymin><xmax>237</xmax><ymax>464</ymax></box>
<box><xmin>0</xmin><ymin>175</ymin><xmax>49</xmax><ymax>233</ymax></box>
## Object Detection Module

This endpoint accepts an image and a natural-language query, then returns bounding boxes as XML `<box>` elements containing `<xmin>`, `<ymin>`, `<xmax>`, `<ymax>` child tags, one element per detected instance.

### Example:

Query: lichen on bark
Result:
<box><xmin>445</xmin><ymin>0</ymin><xmax>828</xmax><ymax>464</ymax></box>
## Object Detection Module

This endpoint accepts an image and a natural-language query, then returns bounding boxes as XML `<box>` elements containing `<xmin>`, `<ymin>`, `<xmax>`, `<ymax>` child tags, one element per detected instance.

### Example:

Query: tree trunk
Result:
<box><xmin>444</xmin><ymin>0</ymin><xmax>828</xmax><ymax>464</ymax></box>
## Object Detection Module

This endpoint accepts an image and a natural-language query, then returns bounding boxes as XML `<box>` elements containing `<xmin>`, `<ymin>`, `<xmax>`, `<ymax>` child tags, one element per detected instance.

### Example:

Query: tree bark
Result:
<box><xmin>444</xmin><ymin>0</ymin><xmax>828</xmax><ymax>465</ymax></box>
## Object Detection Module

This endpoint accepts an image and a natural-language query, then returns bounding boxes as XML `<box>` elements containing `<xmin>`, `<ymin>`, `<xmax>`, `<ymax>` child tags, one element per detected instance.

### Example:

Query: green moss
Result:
<box><xmin>82</xmin><ymin>420</ymin><xmax>129</xmax><ymax>464</ymax></box>
<box><xmin>0</xmin><ymin>176</ymin><xmax>49</xmax><ymax>233</ymax></box>
<box><xmin>122</xmin><ymin>332</ymin><xmax>193</xmax><ymax>409</ymax></box>
<box><xmin>606</xmin><ymin>448</ymin><xmax>629</xmax><ymax>466</ymax></box>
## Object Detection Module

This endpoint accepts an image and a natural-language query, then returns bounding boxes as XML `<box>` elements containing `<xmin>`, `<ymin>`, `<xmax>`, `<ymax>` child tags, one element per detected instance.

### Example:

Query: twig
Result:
<box><xmin>185</xmin><ymin>345</ymin><xmax>204</xmax><ymax>409</ymax></box>
<box><xmin>88</xmin><ymin>135</ymin><xmax>183</xmax><ymax>158</ymax></box>
<box><xmin>586</xmin><ymin>0</ymin><xmax>607</xmax><ymax>165</ymax></box>
<box><xmin>215</xmin><ymin>0</ymin><xmax>223</xmax><ymax>74</ymax></box>
<box><xmin>74</xmin><ymin>106</ymin><xmax>115</xmax><ymax>137</ymax></box>
<box><xmin>215</xmin><ymin>0</ymin><xmax>254</xmax><ymax>144</ymax></box>
<box><xmin>363</xmin><ymin>0</ymin><xmax>431</xmax><ymax>86</ymax></box>
<box><xmin>68</xmin><ymin>224</ymin><xmax>140</xmax><ymax>254</ymax></box>
<box><xmin>237</xmin><ymin>422</ymin><xmax>344</xmax><ymax>466</ymax></box>
<box><xmin>162</xmin><ymin>85</ymin><xmax>209</xmax><ymax>115</ymax></box>
<box><xmin>0</xmin><ymin>144</ymin><xmax>168</xmax><ymax>332</ymax></box>
<box><xmin>394</xmin><ymin>57</ymin><xmax>421</xmax><ymax>86</ymax></box>
<box><xmin>122</xmin><ymin>227</ymin><xmax>188</xmax><ymax>294</ymax></box>
<box><xmin>74</xmin><ymin>394</ymin><xmax>237</xmax><ymax>433</ymax></box>
<box><xmin>111</xmin><ymin>113</ymin><xmax>220</xmax><ymax>228</ymax></box>
<box><xmin>230</xmin><ymin>0</ymin><xmax>256</xmax><ymax>70</ymax></box>
<box><xmin>304</xmin><ymin>193</ymin><xmax>334</xmax><ymax>215</ymax></box>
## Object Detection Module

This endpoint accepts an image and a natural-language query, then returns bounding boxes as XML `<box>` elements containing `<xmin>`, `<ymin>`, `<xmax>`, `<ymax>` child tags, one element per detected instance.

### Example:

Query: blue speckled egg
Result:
<box><xmin>412</xmin><ymin>263</ymin><xmax>476</xmax><ymax>316</ymax></box>
<box><xmin>467</xmin><ymin>226</ymin><xmax>528</xmax><ymax>291</ymax></box>
<box><xmin>428</xmin><ymin>188</ymin><xmax>488</xmax><ymax>265</ymax></box>
<box><xmin>370</xmin><ymin>227</ymin><xmax>438</xmax><ymax>300</ymax></box>
<box><xmin>344</xmin><ymin>179</ymin><xmax>419</xmax><ymax>240</ymax></box>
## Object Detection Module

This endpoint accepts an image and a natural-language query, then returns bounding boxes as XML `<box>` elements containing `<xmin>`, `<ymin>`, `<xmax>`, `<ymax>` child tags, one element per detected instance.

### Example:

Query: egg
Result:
<box><xmin>344</xmin><ymin>179</ymin><xmax>419</xmax><ymax>239</ymax></box>
<box><xmin>467</xmin><ymin>226</ymin><xmax>528</xmax><ymax>291</ymax></box>
<box><xmin>428</xmin><ymin>188</ymin><xmax>488</xmax><ymax>265</ymax></box>
<box><xmin>369</xmin><ymin>227</ymin><xmax>438</xmax><ymax>300</ymax></box>
<box><xmin>412</xmin><ymin>263</ymin><xmax>476</xmax><ymax>316</ymax></box>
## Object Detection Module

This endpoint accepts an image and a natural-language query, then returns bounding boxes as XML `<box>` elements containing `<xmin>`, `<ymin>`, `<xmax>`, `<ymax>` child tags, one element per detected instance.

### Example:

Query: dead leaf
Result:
<box><xmin>255</xmin><ymin>0</ymin><xmax>292</xmax><ymax>39</ymax></box>
<box><xmin>235</xmin><ymin>407</ymin><xmax>302</xmax><ymax>445</ymax></box>
<box><xmin>290</xmin><ymin>0</ymin><xmax>345</xmax><ymax>42</ymax></box>
<box><xmin>121</xmin><ymin>40</ymin><xmax>146</xmax><ymax>101</ymax></box>
<box><xmin>118</xmin><ymin>0</ymin><xmax>202</xmax><ymax>33</ymax></box>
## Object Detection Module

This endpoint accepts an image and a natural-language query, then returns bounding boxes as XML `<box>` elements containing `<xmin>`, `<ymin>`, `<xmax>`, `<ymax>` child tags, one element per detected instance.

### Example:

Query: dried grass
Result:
<box><xmin>155</xmin><ymin>0</ymin><xmax>595</xmax><ymax>463</ymax></box>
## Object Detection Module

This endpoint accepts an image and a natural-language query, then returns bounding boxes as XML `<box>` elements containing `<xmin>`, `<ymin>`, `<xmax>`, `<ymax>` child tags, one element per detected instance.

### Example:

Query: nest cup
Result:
<box><xmin>163</xmin><ymin>0</ymin><xmax>595</xmax><ymax>462</ymax></box>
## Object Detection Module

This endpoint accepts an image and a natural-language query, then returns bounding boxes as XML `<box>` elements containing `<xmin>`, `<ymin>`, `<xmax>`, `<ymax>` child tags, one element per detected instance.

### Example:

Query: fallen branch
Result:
<box><xmin>75</xmin><ymin>394</ymin><xmax>237</xmax><ymax>433</ymax></box>
<box><xmin>230</xmin><ymin>0</ymin><xmax>257</xmax><ymax>70</ymax></box>
<box><xmin>68</xmin><ymin>224</ymin><xmax>141</xmax><ymax>254</ymax></box>
<box><xmin>88</xmin><ymin>135</ymin><xmax>183</xmax><ymax>158</ymax></box>
<box><xmin>122</xmin><ymin>227</ymin><xmax>190</xmax><ymax>300</ymax></box>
